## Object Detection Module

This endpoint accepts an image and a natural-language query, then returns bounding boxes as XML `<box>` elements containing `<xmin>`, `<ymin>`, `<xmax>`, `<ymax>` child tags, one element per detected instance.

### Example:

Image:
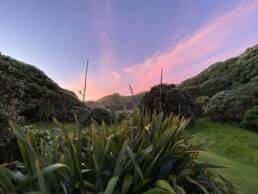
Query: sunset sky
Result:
<box><xmin>1</xmin><ymin>0</ymin><xmax>258</xmax><ymax>100</ymax></box>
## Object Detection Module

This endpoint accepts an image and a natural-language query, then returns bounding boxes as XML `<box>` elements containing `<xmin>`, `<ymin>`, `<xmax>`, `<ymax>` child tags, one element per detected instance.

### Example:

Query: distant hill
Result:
<box><xmin>87</xmin><ymin>92</ymin><xmax>145</xmax><ymax>111</ymax></box>
<box><xmin>180</xmin><ymin>44</ymin><xmax>258</xmax><ymax>122</ymax></box>
<box><xmin>0</xmin><ymin>54</ymin><xmax>89</xmax><ymax>122</ymax></box>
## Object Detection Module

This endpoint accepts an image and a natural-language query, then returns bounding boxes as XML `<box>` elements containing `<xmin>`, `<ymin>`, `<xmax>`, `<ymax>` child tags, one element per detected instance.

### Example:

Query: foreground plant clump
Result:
<box><xmin>0</xmin><ymin>110</ymin><xmax>236</xmax><ymax>194</ymax></box>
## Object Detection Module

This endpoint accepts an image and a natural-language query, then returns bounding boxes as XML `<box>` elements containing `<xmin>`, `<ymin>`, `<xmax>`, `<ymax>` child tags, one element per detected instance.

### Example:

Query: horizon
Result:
<box><xmin>1</xmin><ymin>0</ymin><xmax>258</xmax><ymax>100</ymax></box>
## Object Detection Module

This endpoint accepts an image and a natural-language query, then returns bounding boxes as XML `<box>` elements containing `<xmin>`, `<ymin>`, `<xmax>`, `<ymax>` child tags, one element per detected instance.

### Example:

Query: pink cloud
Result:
<box><xmin>65</xmin><ymin>1</ymin><xmax>258</xmax><ymax>100</ymax></box>
<box><xmin>123</xmin><ymin>1</ymin><xmax>258</xmax><ymax>93</ymax></box>
<box><xmin>111</xmin><ymin>71</ymin><xmax>121</xmax><ymax>80</ymax></box>
<box><xmin>90</xmin><ymin>0</ymin><xmax>114</xmax><ymax>69</ymax></box>
<box><xmin>65</xmin><ymin>0</ymin><xmax>121</xmax><ymax>101</ymax></box>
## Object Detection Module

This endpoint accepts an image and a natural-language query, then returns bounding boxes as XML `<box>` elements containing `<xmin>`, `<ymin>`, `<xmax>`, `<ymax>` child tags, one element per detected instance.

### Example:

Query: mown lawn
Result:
<box><xmin>187</xmin><ymin>118</ymin><xmax>258</xmax><ymax>194</ymax></box>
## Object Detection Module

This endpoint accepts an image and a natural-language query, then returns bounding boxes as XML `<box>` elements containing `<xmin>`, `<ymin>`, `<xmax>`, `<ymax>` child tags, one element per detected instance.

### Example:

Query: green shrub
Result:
<box><xmin>0</xmin><ymin>107</ymin><xmax>8</xmax><ymax>127</ymax></box>
<box><xmin>241</xmin><ymin>106</ymin><xmax>258</xmax><ymax>131</ymax></box>
<box><xmin>181</xmin><ymin>45</ymin><xmax>258</xmax><ymax>92</ymax></box>
<box><xmin>199</xmin><ymin>78</ymin><xmax>231</xmax><ymax>97</ymax></box>
<box><xmin>0</xmin><ymin>110</ymin><xmax>236</xmax><ymax>194</ymax></box>
<box><xmin>81</xmin><ymin>107</ymin><xmax>115</xmax><ymax>126</ymax></box>
<box><xmin>115</xmin><ymin>111</ymin><xmax>131</xmax><ymax>122</ymax></box>
<box><xmin>89</xmin><ymin>107</ymin><xmax>115</xmax><ymax>124</ymax></box>
<box><xmin>206</xmin><ymin>83</ymin><xmax>258</xmax><ymax>122</ymax></box>
<box><xmin>195</xmin><ymin>96</ymin><xmax>210</xmax><ymax>115</ymax></box>
<box><xmin>0</xmin><ymin>128</ymin><xmax>21</xmax><ymax>164</ymax></box>
<box><xmin>140</xmin><ymin>84</ymin><xmax>197</xmax><ymax>120</ymax></box>
<box><xmin>0</xmin><ymin>54</ymin><xmax>90</xmax><ymax>123</ymax></box>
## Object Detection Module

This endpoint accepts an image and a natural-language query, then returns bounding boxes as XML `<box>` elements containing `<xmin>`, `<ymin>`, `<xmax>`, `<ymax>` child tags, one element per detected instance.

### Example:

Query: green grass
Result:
<box><xmin>31</xmin><ymin>118</ymin><xmax>258</xmax><ymax>193</ymax></box>
<box><xmin>30</xmin><ymin>121</ymin><xmax>76</xmax><ymax>131</ymax></box>
<box><xmin>187</xmin><ymin>118</ymin><xmax>258</xmax><ymax>194</ymax></box>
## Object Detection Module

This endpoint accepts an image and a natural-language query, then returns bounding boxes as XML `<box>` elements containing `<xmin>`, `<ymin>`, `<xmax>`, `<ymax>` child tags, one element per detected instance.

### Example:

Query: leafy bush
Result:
<box><xmin>206</xmin><ymin>83</ymin><xmax>258</xmax><ymax>122</ymax></box>
<box><xmin>181</xmin><ymin>78</ymin><xmax>232</xmax><ymax>99</ymax></box>
<box><xmin>0</xmin><ymin>99</ymin><xmax>25</xmax><ymax>127</ymax></box>
<box><xmin>0</xmin><ymin>54</ymin><xmax>90</xmax><ymax>122</ymax></box>
<box><xmin>0</xmin><ymin>99</ymin><xmax>24</xmax><ymax>163</ymax></box>
<box><xmin>241</xmin><ymin>106</ymin><xmax>258</xmax><ymax>131</ymax></box>
<box><xmin>89</xmin><ymin>107</ymin><xmax>115</xmax><ymax>124</ymax></box>
<box><xmin>115</xmin><ymin>111</ymin><xmax>131</xmax><ymax>122</ymax></box>
<box><xmin>0</xmin><ymin>110</ymin><xmax>236</xmax><ymax>194</ymax></box>
<box><xmin>195</xmin><ymin>96</ymin><xmax>210</xmax><ymax>114</ymax></box>
<box><xmin>0</xmin><ymin>108</ymin><xmax>8</xmax><ymax>127</ymax></box>
<box><xmin>180</xmin><ymin>45</ymin><xmax>258</xmax><ymax>122</ymax></box>
<box><xmin>140</xmin><ymin>84</ymin><xmax>197</xmax><ymax>120</ymax></box>
<box><xmin>199</xmin><ymin>78</ymin><xmax>232</xmax><ymax>97</ymax></box>
<box><xmin>81</xmin><ymin>107</ymin><xmax>115</xmax><ymax>126</ymax></box>
<box><xmin>181</xmin><ymin>44</ymin><xmax>258</xmax><ymax>91</ymax></box>
<box><xmin>0</xmin><ymin>128</ymin><xmax>21</xmax><ymax>164</ymax></box>
<box><xmin>194</xmin><ymin>96</ymin><xmax>210</xmax><ymax>117</ymax></box>
<box><xmin>181</xmin><ymin>86</ymin><xmax>204</xmax><ymax>99</ymax></box>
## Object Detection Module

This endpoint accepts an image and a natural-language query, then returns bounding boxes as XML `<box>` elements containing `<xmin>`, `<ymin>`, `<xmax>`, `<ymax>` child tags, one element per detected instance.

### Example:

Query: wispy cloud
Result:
<box><xmin>66</xmin><ymin>0</ymin><xmax>258</xmax><ymax>100</ymax></box>
<box><xmin>90</xmin><ymin>0</ymin><xmax>114</xmax><ymax>69</ymax></box>
<box><xmin>65</xmin><ymin>0</ymin><xmax>120</xmax><ymax>100</ymax></box>
<box><xmin>124</xmin><ymin>0</ymin><xmax>258</xmax><ymax>92</ymax></box>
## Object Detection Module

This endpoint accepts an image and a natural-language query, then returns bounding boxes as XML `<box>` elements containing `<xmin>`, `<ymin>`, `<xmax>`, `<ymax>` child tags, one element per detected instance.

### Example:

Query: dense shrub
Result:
<box><xmin>0</xmin><ymin>99</ymin><xmax>25</xmax><ymax>127</ymax></box>
<box><xmin>0</xmin><ymin>108</ymin><xmax>8</xmax><ymax>127</ymax></box>
<box><xmin>140</xmin><ymin>84</ymin><xmax>197</xmax><ymax>120</ymax></box>
<box><xmin>0</xmin><ymin>110</ymin><xmax>236</xmax><ymax>194</ymax></box>
<box><xmin>81</xmin><ymin>107</ymin><xmax>115</xmax><ymax>126</ymax></box>
<box><xmin>115</xmin><ymin>111</ymin><xmax>131</xmax><ymax>122</ymax></box>
<box><xmin>181</xmin><ymin>44</ymin><xmax>258</xmax><ymax>91</ymax></box>
<box><xmin>181</xmin><ymin>86</ymin><xmax>204</xmax><ymax>99</ymax></box>
<box><xmin>241</xmin><ymin>106</ymin><xmax>258</xmax><ymax>131</ymax></box>
<box><xmin>181</xmin><ymin>78</ymin><xmax>232</xmax><ymax>99</ymax></box>
<box><xmin>206</xmin><ymin>83</ymin><xmax>258</xmax><ymax>122</ymax></box>
<box><xmin>180</xmin><ymin>44</ymin><xmax>258</xmax><ymax>118</ymax></box>
<box><xmin>0</xmin><ymin>128</ymin><xmax>21</xmax><ymax>164</ymax></box>
<box><xmin>0</xmin><ymin>98</ymin><xmax>24</xmax><ymax>164</ymax></box>
<box><xmin>0</xmin><ymin>54</ymin><xmax>90</xmax><ymax>122</ymax></box>
<box><xmin>89</xmin><ymin>107</ymin><xmax>115</xmax><ymax>124</ymax></box>
<box><xmin>195</xmin><ymin>96</ymin><xmax>210</xmax><ymax>115</ymax></box>
<box><xmin>199</xmin><ymin>78</ymin><xmax>232</xmax><ymax>97</ymax></box>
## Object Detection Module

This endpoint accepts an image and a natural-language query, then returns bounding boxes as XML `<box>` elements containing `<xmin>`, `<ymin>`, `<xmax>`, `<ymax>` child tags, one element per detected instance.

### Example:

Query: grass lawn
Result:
<box><xmin>187</xmin><ymin>118</ymin><xmax>258</xmax><ymax>194</ymax></box>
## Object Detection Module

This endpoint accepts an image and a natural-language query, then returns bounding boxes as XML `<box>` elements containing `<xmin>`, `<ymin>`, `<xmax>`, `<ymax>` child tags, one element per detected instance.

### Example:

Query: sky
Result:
<box><xmin>1</xmin><ymin>0</ymin><xmax>258</xmax><ymax>100</ymax></box>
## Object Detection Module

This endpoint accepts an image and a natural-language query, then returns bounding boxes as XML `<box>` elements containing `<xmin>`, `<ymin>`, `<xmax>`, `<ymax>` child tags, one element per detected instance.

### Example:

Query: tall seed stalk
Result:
<box><xmin>82</xmin><ymin>60</ymin><xmax>89</xmax><ymax>103</ymax></box>
<box><xmin>159</xmin><ymin>67</ymin><xmax>163</xmax><ymax>113</ymax></box>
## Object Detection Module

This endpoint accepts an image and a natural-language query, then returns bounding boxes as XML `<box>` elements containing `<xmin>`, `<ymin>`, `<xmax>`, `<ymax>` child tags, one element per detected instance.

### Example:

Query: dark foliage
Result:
<box><xmin>140</xmin><ymin>84</ymin><xmax>197</xmax><ymax>120</ymax></box>
<box><xmin>206</xmin><ymin>83</ymin><xmax>258</xmax><ymax>122</ymax></box>
<box><xmin>0</xmin><ymin>54</ymin><xmax>90</xmax><ymax>123</ymax></box>
<box><xmin>181</xmin><ymin>44</ymin><xmax>258</xmax><ymax>90</ymax></box>
<box><xmin>81</xmin><ymin>107</ymin><xmax>115</xmax><ymax>126</ymax></box>
<box><xmin>241</xmin><ymin>106</ymin><xmax>258</xmax><ymax>131</ymax></box>
<box><xmin>0</xmin><ymin>128</ymin><xmax>21</xmax><ymax>164</ymax></box>
<box><xmin>195</xmin><ymin>96</ymin><xmax>210</xmax><ymax>116</ymax></box>
<box><xmin>89</xmin><ymin>107</ymin><xmax>115</xmax><ymax>124</ymax></box>
<box><xmin>115</xmin><ymin>111</ymin><xmax>131</xmax><ymax>122</ymax></box>
<box><xmin>179</xmin><ymin>44</ymin><xmax>258</xmax><ymax>123</ymax></box>
<box><xmin>182</xmin><ymin>78</ymin><xmax>232</xmax><ymax>98</ymax></box>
